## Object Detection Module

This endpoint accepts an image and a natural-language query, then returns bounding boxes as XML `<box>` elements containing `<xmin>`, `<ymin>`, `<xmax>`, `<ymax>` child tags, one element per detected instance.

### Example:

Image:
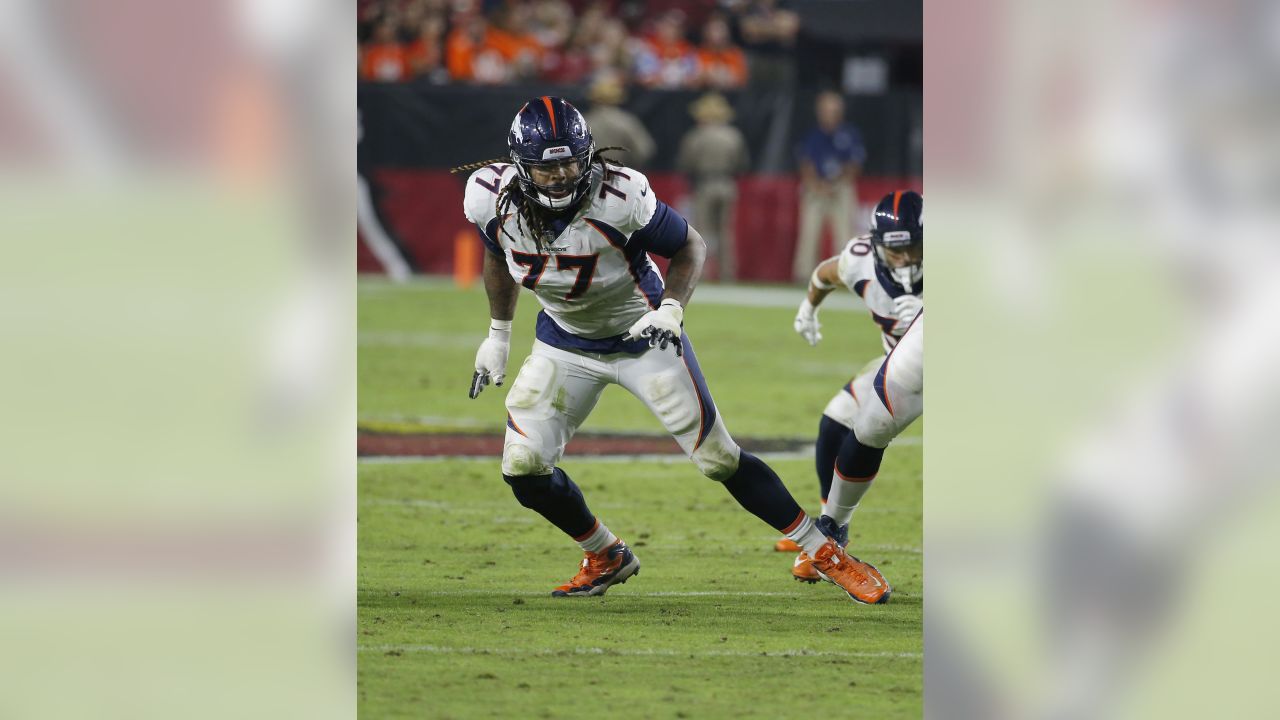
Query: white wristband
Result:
<box><xmin>658</xmin><ymin>298</ymin><xmax>684</xmax><ymax>325</ymax></box>
<box><xmin>488</xmin><ymin>318</ymin><xmax>512</xmax><ymax>340</ymax></box>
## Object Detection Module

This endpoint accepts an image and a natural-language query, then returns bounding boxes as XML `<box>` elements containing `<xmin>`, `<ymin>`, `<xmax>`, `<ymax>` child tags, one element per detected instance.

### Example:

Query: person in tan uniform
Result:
<box><xmin>582</xmin><ymin>76</ymin><xmax>656</xmax><ymax>169</ymax></box>
<box><xmin>676</xmin><ymin>93</ymin><xmax>750</xmax><ymax>281</ymax></box>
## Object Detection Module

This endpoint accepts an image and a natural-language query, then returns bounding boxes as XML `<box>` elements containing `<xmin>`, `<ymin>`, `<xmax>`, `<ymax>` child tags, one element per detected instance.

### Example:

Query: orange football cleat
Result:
<box><xmin>774</xmin><ymin>538</ymin><xmax>803</xmax><ymax>552</ymax></box>
<box><xmin>551</xmin><ymin>540</ymin><xmax>640</xmax><ymax>597</ymax></box>
<box><xmin>791</xmin><ymin>552</ymin><xmax>821</xmax><ymax>583</ymax></box>
<box><xmin>810</xmin><ymin>539</ymin><xmax>892</xmax><ymax>604</ymax></box>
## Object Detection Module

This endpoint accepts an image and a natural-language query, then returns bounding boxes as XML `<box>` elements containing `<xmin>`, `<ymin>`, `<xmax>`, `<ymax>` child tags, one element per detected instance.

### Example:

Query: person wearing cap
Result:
<box><xmin>676</xmin><ymin>93</ymin><xmax>750</xmax><ymax>281</ymax></box>
<box><xmin>582</xmin><ymin>76</ymin><xmax>656</xmax><ymax>170</ymax></box>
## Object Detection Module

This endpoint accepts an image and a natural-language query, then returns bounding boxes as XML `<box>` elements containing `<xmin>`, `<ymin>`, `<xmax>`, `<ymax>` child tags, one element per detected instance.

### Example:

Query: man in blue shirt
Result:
<box><xmin>793</xmin><ymin>91</ymin><xmax>866</xmax><ymax>282</ymax></box>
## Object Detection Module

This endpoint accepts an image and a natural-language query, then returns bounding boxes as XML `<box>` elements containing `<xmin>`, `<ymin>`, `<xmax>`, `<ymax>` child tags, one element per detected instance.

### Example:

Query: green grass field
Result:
<box><xmin>358</xmin><ymin>278</ymin><xmax>923</xmax><ymax>718</ymax></box>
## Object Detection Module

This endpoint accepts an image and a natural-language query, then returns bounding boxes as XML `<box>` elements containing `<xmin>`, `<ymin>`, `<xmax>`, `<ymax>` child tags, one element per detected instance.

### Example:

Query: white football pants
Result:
<box><xmin>501</xmin><ymin>337</ymin><xmax>742</xmax><ymax>481</ymax></box>
<box><xmin>854</xmin><ymin>312</ymin><xmax>923</xmax><ymax>448</ymax></box>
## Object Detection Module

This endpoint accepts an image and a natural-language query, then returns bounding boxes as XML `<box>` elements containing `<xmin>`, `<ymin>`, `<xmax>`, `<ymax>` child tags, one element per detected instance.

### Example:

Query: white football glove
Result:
<box><xmin>794</xmin><ymin>298</ymin><xmax>822</xmax><ymax>346</ymax></box>
<box><xmin>469</xmin><ymin>319</ymin><xmax>511</xmax><ymax>399</ymax></box>
<box><xmin>893</xmin><ymin>294</ymin><xmax>923</xmax><ymax>328</ymax></box>
<box><xmin>624</xmin><ymin>299</ymin><xmax>684</xmax><ymax>355</ymax></box>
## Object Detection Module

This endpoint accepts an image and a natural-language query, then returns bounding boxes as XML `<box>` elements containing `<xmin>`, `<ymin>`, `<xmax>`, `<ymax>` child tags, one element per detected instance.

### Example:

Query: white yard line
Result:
<box><xmin>358</xmin><ymin>643</ymin><xmax>921</xmax><ymax>660</ymax></box>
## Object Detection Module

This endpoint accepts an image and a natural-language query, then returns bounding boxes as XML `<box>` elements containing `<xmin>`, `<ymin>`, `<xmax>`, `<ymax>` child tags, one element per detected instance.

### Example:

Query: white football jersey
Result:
<box><xmin>835</xmin><ymin>236</ymin><xmax>923</xmax><ymax>353</ymax></box>
<box><xmin>464</xmin><ymin>162</ymin><xmax>687</xmax><ymax>353</ymax></box>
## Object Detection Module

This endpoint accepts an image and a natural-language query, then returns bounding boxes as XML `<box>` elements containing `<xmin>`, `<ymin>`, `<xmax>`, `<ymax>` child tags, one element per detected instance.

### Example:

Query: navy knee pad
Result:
<box><xmin>503</xmin><ymin>472</ymin><xmax>554</xmax><ymax>508</ymax></box>
<box><xmin>835</xmin><ymin>428</ymin><xmax>885</xmax><ymax>480</ymax></box>
<box><xmin>503</xmin><ymin>468</ymin><xmax>595</xmax><ymax>539</ymax></box>
<box><xmin>815</xmin><ymin>414</ymin><xmax>848</xmax><ymax>500</ymax></box>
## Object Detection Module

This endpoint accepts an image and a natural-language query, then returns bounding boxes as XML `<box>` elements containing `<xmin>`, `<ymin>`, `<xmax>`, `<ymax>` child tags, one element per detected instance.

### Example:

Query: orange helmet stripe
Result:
<box><xmin>541</xmin><ymin>96</ymin><xmax>557</xmax><ymax>138</ymax></box>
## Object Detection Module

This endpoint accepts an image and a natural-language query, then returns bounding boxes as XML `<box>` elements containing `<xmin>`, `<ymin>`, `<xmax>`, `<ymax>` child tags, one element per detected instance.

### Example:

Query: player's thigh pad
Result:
<box><xmin>502</xmin><ymin>344</ymin><xmax>605</xmax><ymax>476</ymax></box>
<box><xmin>856</xmin><ymin>319</ymin><xmax>923</xmax><ymax>447</ymax></box>
<box><xmin>823</xmin><ymin>386</ymin><xmax>858</xmax><ymax>428</ymax></box>
<box><xmin>854</xmin><ymin>384</ymin><xmax>918</xmax><ymax>447</ymax></box>
<box><xmin>617</xmin><ymin>341</ymin><xmax>741</xmax><ymax>481</ymax></box>
<box><xmin>688</xmin><ymin>415</ymin><xmax>741</xmax><ymax>481</ymax></box>
<box><xmin>823</xmin><ymin>356</ymin><xmax>883</xmax><ymax>427</ymax></box>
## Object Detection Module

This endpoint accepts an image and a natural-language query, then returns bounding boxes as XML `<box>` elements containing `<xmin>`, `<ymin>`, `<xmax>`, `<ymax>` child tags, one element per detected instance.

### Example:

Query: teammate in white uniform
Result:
<box><xmin>458</xmin><ymin>96</ymin><xmax>890</xmax><ymax>604</ymax></box>
<box><xmin>785</xmin><ymin>191</ymin><xmax>924</xmax><ymax>582</ymax></box>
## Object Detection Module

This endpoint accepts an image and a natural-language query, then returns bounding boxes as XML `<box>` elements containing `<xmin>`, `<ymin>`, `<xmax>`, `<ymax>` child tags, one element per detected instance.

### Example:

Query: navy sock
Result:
<box><xmin>721</xmin><ymin>452</ymin><xmax>805</xmax><ymax>532</ymax></box>
<box><xmin>815</xmin><ymin>414</ymin><xmax>848</xmax><ymax>503</ymax></box>
<box><xmin>504</xmin><ymin>468</ymin><xmax>597</xmax><ymax>539</ymax></box>
<box><xmin>835</xmin><ymin>429</ymin><xmax>885</xmax><ymax>480</ymax></box>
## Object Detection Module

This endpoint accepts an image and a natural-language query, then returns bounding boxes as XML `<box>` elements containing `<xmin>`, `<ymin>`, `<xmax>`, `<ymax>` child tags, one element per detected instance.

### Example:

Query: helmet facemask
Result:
<box><xmin>512</xmin><ymin>144</ymin><xmax>595</xmax><ymax>211</ymax></box>
<box><xmin>872</xmin><ymin>230</ymin><xmax>923</xmax><ymax>292</ymax></box>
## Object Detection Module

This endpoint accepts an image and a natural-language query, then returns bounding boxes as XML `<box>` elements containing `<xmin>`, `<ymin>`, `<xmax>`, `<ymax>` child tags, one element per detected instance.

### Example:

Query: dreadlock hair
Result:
<box><xmin>450</xmin><ymin>146</ymin><xmax>629</xmax><ymax>253</ymax></box>
<box><xmin>449</xmin><ymin>156</ymin><xmax>508</xmax><ymax>176</ymax></box>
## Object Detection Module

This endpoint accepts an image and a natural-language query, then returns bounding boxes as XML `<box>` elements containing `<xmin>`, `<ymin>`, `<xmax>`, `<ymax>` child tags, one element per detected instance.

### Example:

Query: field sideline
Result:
<box><xmin>358</xmin><ymin>279</ymin><xmax>923</xmax><ymax>718</ymax></box>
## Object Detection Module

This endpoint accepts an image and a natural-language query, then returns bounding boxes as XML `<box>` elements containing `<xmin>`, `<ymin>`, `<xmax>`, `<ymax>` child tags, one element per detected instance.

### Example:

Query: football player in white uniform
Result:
<box><xmin>784</xmin><ymin>191</ymin><xmax>923</xmax><ymax>582</ymax></box>
<box><xmin>458</xmin><ymin>96</ymin><xmax>890</xmax><ymax>604</ymax></box>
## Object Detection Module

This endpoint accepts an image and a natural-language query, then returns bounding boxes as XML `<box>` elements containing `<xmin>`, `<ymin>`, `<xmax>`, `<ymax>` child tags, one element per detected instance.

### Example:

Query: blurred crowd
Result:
<box><xmin>357</xmin><ymin>0</ymin><xmax>799</xmax><ymax>89</ymax></box>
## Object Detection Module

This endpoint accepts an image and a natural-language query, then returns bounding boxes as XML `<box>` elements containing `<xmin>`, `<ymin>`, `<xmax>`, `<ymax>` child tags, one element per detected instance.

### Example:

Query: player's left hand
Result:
<box><xmin>794</xmin><ymin>299</ymin><xmax>822</xmax><ymax>346</ymax></box>
<box><xmin>625</xmin><ymin>299</ymin><xmax>684</xmax><ymax>356</ymax></box>
<box><xmin>468</xmin><ymin>320</ymin><xmax>512</xmax><ymax>399</ymax></box>
<box><xmin>893</xmin><ymin>294</ymin><xmax>923</xmax><ymax>327</ymax></box>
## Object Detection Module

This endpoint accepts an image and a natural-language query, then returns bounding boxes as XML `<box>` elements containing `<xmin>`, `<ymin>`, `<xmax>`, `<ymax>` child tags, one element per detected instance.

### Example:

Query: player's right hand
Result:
<box><xmin>469</xmin><ymin>322</ymin><xmax>511</xmax><ymax>399</ymax></box>
<box><xmin>794</xmin><ymin>299</ymin><xmax>822</xmax><ymax>346</ymax></box>
<box><xmin>893</xmin><ymin>294</ymin><xmax>923</xmax><ymax>328</ymax></box>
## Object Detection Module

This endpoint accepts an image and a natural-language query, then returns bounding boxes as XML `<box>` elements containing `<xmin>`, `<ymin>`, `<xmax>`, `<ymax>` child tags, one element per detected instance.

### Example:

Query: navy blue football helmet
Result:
<box><xmin>508</xmin><ymin>96</ymin><xmax>596</xmax><ymax>210</ymax></box>
<box><xmin>869</xmin><ymin>190</ymin><xmax>923</xmax><ymax>290</ymax></box>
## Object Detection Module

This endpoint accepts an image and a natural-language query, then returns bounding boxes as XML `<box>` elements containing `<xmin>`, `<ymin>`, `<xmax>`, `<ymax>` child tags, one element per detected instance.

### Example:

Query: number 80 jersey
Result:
<box><xmin>463</xmin><ymin>162</ymin><xmax>690</xmax><ymax>353</ymax></box>
<box><xmin>836</xmin><ymin>236</ymin><xmax>924</xmax><ymax>354</ymax></box>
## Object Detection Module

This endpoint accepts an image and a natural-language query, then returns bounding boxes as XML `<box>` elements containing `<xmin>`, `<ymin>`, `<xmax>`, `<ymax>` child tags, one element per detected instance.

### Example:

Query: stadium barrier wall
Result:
<box><xmin>357</xmin><ymin>169</ymin><xmax>920</xmax><ymax>282</ymax></box>
<box><xmin>358</xmin><ymin>83</ymin><xmax>920</xmax><ymax>281</ymax></box>
<box><xmin>359</xmin><ymin>84</ymin><xmax>920</xmax><ymax>176</ymax></box>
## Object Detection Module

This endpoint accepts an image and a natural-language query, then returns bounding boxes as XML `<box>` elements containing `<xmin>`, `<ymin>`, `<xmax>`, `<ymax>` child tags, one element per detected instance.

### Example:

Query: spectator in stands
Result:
<box><xmin>736</xmin><ymin>0</ymin><xmax>799</xmax><ymax>88</ymax></box>
<box><xmin>361</xmin><ymin>18</ymin><xmax>410</xmax><ymax>82</ymax></box>
<box><xmin>406</xmin><ymin>14</ymin><xmax>449</xmax><ymax>81</ymax></box>
<box><xmin>634</xmin><ymin>11</ymin><xmax>700</xmax><ymax>88</ymax></box>
<box><xmin>591</xmin><ymin>17</ymin><xmax>638</xmax><ymax>83</ymax></box>
<box><xmin>528</xmin><ymin>0</ymin><xmax>575</xmax><ymax>52</ymax></box>
<box><xmin>697</xmin><ymin>14</ymin><xmax>747</xmax><ymax>89</ymax></box>
<box><xmin>357</xmin><ymin>0</ymin><xmax>384</xmax><ymax>45</ymax></box>
<box><xmin>677</xmin><ymin>93</ymin><xmax>749</xmax><ymax>281</ymax></box>
<box><xmin>399</xmin><ymin>0</ymin><xmax>430</xmax><ymax>40</ymax></box>
<box><xmin>487</xmin><ymin>1</ymin><xmax>543</xmax><ymax>81</ymax></box>
<box><xmin>584</xmin><ymin>75</ymin><xmax>656</xmax><ymax>168</ymax></box>
<box><xmin>542</xmin><ymin>23</ymin><xmax>597</xmax><ymax>85</ymax></box>
<box><xmin>445</xmin><ymin>13</ymin><xmax>509</xmax><ymax>84</ymax></box>
<box><xmin>792</xmin><ymin>91</ymin><xmax>866</xmax><ymax>282</ymax></box>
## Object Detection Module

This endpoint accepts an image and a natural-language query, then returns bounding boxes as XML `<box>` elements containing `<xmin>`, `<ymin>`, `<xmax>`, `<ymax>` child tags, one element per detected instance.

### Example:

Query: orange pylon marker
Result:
<box><xmin>454</xmin><ymin>229</ymin><xmax>480</xmax><ymax>288</ymax></box>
